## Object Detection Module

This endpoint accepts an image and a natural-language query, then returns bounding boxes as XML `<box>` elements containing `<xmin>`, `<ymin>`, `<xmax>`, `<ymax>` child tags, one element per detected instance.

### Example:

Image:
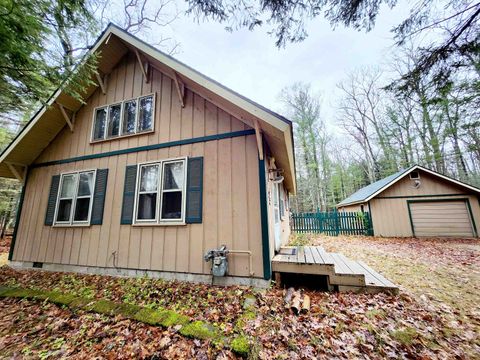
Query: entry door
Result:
<box><xmin>409</xmin><ymin>200</ymin><xmax>475</xmax><ymax>237</ymax></box>
<box><xmin>273</xmin><ymin>183</ymin><xmax>282</xmax><ymax>251</ymax></box>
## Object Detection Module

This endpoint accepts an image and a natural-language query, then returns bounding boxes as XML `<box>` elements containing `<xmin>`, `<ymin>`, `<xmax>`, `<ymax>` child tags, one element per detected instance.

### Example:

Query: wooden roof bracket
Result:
<box><xmin>173</xmin><ymin>71</ymin><xmax>185</xmax><ymax>108</ymax></box>
<box><xmin>253</xmin><ymin>119</ymin><xmax>264</xmax><ymax>160</ymax></box>
<box><xmin>134</xmin><ymin>49</ymin><xmax>150</xmax><ymax>83</ymax></box>
<box><xmin>56</xmin><ymin>102</ymin><xmax>74</xmax><ymax>132</ymax></box>
<box><xmin>95</xmin><ymin>72</ymin><xmax>107</xmax><ymax>94</ymax></box>
<box><xmin>6</xmin><ymin>162</ymin><xmax>27</xmax><ymax>183</ymax></box>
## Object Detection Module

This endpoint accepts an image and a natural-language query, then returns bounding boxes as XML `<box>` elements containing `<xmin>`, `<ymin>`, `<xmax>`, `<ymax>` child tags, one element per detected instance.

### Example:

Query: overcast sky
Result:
<box><xmin>160</xmin><ymin>1</ymin><xmax>413</xmax><ymax>124</ymax></box>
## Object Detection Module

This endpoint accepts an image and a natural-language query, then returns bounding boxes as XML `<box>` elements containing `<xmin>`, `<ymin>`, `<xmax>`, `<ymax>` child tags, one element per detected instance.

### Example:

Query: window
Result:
<box><xmin>161</xmin><ymin>161</ymin><xmax>185</xmax><ymax>220</ymax></box>
<box><xmin>138</xmin><ymin>95</ymin><xmax>153</xmax><ymax>132</ymax></box>
<box><xmin>122</xmin><ymin>99</ymin><xmax>137</xmax><ymax>135</ymax></box>
<box><xmin>107</xmin><ymin>103</ymin><xmax>121</xmax><ymax>138</ymax></box>
<box><xmin>137</xmin><ymin>164</ymin><xmax>159</xmax><ymax>221</ymax></box>
<box><xmin>92</xmin><ymin>93</ymin><xmax>155</xmax><ymax>142</ymax></box>
<box><xmin>134</xmin><ymin>158</ymin><xmax>186</xmax><ymax>224</ymax></box>
<box><xmin>93</xmin><ymin>107</ymin><xmax>107</xmax><ymax>140</ymax></box>
<box><xmin>55</xmin><ymin>170</ymin><xmax>96</xmax><ymax>225</ymax></box>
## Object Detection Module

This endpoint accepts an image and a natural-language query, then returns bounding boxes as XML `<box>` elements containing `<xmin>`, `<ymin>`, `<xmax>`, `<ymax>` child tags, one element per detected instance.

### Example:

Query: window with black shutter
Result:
<box><xmin>45</xmin><ymin>169</ymin><xmax>108</xmax><ymax>226</ymax></box>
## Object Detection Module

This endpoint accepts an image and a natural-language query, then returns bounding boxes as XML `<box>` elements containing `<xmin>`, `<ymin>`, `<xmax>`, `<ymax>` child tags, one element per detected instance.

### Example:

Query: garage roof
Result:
<box><xmin>0</xmin><ymin>24</ymin><xmax>296</xmax><ymax>193</ymax></box>
<box><xmin>337</xmin><ymin>165</ymin><xmax>480</xmax><ymax>207</ymax></box>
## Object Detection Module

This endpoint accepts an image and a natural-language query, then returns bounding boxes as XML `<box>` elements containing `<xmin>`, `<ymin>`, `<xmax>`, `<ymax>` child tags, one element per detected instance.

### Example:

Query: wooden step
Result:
<box><xmin>271</xmin><ymin>246</ymin><xmax>398</xmax><ymax>294</ymax></box>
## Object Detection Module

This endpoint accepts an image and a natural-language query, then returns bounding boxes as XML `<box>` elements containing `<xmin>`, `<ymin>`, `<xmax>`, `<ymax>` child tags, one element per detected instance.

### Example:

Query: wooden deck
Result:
<box><xmin>272</xmin><ymin>246</ymin><xmax>398</xmax><ymax>294</ymax></box>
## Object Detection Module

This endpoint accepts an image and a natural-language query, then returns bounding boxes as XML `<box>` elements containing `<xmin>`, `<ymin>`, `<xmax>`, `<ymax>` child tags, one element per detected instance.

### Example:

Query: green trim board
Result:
<box><xmin>8</xmin><ymin>170</ymin><xmax>30</xmax><ymax>261</ymax></box>
<box><xmin>367</xmin><ymin>201</ymin><xmax>375</xmax><ymax>236</ymax></box>
<box><xmin>406</xmin><ymin>198</ymin><xmax>478</xmax><ymax>237</ymax></box>
<box><xmin>376</xmin><ymin>193</ymin><xmax>470</xmax><ymax>199</ymax></box>
<box><xmin>32</xmin><ymin>130</ymin><xmax>255</xmax><ymax>168</ymax></box>
<box><xmin>258</xmin><ymin>158</ymin><xmax>271</xmax><ymax>280</ymax></box>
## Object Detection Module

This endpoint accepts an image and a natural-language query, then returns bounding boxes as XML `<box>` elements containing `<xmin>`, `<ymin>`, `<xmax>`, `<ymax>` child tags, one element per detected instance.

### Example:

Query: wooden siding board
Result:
<box><xmin>232</xmin><ymin>132</ymin><xmax>248</xmax><ymax>275</ymax></box>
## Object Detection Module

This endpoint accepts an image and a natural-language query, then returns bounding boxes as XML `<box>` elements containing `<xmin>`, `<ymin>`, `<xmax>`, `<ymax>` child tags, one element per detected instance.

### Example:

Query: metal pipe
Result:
<box><xmin>227</xmin><ymin>250</ymin><xmax>254</xmax><ymax>276</ymax></box>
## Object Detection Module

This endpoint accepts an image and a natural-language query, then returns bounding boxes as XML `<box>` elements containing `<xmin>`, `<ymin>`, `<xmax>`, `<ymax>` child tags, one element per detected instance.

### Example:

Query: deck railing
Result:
<box><xmin>291</xmin><ymin>211</ymin><xmax>373</xmax><ymax>236</ymax></box>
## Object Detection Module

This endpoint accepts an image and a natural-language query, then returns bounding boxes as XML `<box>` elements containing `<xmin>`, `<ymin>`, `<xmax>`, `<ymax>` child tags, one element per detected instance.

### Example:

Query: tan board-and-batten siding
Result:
<box><xmin>12</xmin><ymin>51</ymin><xmax>265</xmax><ymax>278</ymax></box>
<box><xmin>369</xmin><ymin>170</ymin><xmax>480</xmax><ymax>237</ymax></box>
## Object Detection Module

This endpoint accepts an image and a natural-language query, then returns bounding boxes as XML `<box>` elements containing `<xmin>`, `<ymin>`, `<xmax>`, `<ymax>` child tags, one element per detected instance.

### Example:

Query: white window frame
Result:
<box><xmin>53</xmin><ymin>169</ymin><xmax>97</xmax><ymax>227</ymax></box>
<box><xmin>133</xmin><ymin>157</ymin><xmax>187</xmax><ymax>226</ymax></box>
<box><xmin>135</xmin><ymin>163</ymin><xmax>160</xmax><ymax>223</ymax></box>
<box><xmin>91</xmin><ymin>92</ymin><xmax>155</xmax><ymax>143</ymax></box>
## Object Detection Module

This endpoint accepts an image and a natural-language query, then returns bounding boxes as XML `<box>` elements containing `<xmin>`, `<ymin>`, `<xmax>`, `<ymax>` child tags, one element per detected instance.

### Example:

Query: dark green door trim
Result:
<box><xmin>407</xmin><ymin>198</ymin><xmax>478</xmax><ymax>237</ymax></box>
<box><xmin>258</xmin><ymin>158</ymin><xmax>271</xmax><ymax>280</ymax></box>
<box><xmin>367</xmin><ymin>201</ymin><xmax>375</xmax><ymax>236</ymax></box>
<box><xmin>32</xmin><ymin>129</ymin><xmax>255</xmax><ymax>168</ymax></box>
<box><xmin>9</xmin><ymin>169</ymin><xmax>30</xmax><ymax>261</ymax></box>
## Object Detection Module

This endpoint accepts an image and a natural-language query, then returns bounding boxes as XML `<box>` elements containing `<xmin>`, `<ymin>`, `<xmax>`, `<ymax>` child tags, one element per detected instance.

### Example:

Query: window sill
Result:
<box><xmin>90</xmin><ymin>129</ymin><xmax>154</xmax><ymax>144</ymax></box>
<box><xmin>52</xmin><ymin>223</ymin><xmax>91</xmax><ymax>228</ymax></box>
<box><xmin>132</xmin><ymin>222</ymin><xmax>187</xmax><ymax>227</ymax></box>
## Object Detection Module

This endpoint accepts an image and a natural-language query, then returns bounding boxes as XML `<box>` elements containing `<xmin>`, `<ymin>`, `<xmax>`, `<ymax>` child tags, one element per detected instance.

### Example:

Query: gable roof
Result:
<box><xmin>0</xmin><ymin>23</ymin><xmax>296</xmax><ymax>192</ymax></box>
<box><xmin>337</xmin><ymin>164</ymin><xmax>480</xmax><ymax>207</ymax></box>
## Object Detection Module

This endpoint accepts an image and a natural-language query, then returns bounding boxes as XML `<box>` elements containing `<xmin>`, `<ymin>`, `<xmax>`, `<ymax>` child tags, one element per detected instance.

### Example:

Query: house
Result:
<box><xmin>337</xmin><ymin>165</ymin><xmax>480</xmax><ymax>238</ymax></box>
<box><xmin>0</xmin><ymin>24</ymin><xmax>296</xmax><ymax>287</ymax></box>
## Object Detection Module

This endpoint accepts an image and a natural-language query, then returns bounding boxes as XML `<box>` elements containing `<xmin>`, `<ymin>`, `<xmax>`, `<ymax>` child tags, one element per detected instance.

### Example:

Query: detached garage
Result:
<box><xmin>337</xmin><ymin>165</ymin><xmax>480</xmax><ymax>238</ymax></box>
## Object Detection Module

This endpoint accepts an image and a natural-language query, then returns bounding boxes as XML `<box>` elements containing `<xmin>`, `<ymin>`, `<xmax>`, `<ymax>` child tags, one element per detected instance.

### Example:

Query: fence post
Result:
<box><xmin>334</xmin><ymin>210</ymin><xmax>340</xmax><ymax>236</ymax></box>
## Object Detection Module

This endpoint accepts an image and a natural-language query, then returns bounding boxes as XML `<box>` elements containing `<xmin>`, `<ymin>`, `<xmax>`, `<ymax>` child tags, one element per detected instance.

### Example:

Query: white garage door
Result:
<box><xmin>409</xmin><ymin>200</ymin><xmax>475</xmax><ymax>237</ymax></box>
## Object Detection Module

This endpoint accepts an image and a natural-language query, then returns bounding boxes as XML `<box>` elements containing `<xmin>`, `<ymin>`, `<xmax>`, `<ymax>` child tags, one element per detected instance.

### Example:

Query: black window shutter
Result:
<box><xmin>90</xmin><ymin>169</ymin><xmax>109</xmax><ymax>225</ymax></box>
<box><xmin>45</xmin><ymin>175</ymin><xmax>60</xmax><ymax>226</ymax></box>
<box><xmin>121</xmin><ymin>165</ymin><xmax>138</xmax><ymax>224</ymax></box>
<box><xmin>185</xmin><ymin>157</ymin><xmax>203</xmax><ymax>223</ymax></box>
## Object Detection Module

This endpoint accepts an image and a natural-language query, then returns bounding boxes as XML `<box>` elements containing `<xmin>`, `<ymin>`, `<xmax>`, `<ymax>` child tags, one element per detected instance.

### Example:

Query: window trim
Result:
<box><xmin>91</xmin><ymin>92</ymin><xmax>155</xmax><ymax>143</ymax></box>
<box><xmin>133</xmin><ymin>157</ymin><xmax>188</xmax><ymax>226</ymax></box>
<box><xmin>53</xmin><ymin>169</ymin><xmax>97</xmax><ymax>227</ymax></box>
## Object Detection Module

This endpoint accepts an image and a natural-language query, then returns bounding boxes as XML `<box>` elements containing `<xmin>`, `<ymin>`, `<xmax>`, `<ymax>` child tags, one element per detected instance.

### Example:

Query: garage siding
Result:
<box><xmin>409</xmin><ymin>200</ymin><xmax>474</xmax><ymax>237</ymax></box>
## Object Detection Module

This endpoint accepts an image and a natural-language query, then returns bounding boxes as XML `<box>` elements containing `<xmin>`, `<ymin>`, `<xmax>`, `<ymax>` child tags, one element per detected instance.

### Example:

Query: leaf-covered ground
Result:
<box><xmin>0</xmin><ymin>235</ymin><xmax>479</xmax><ymax>358</ymax></box>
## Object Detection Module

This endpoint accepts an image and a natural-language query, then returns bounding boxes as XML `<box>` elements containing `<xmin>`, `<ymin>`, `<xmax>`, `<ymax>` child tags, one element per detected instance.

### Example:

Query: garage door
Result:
<box><xmin>409</xmin><ymin>200</ymin><xmax>475</xmax><ymax>237</ymax></box>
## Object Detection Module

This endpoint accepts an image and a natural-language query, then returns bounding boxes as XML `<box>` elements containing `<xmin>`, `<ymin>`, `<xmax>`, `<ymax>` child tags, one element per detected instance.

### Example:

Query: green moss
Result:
<box><xmin>0</xmin><ymin>286</ymin><xmax>217</xmax><ymax>344</ymax></box>
<box><xmin>243</xmin><ymin>309</ymin><xmax>256</xmax><ymax>320</ymax></box>
<box><xmin>133</xmin><ymin>308</ymin><xmax>165</xmax><ymax>325</ymax></box>
<box><xmin>231</xmin><ymin>335</ymin><xmax>250</xmax><ymax>357</ymax></box>
<box><xmin>159</xmin><ymin>310</ymin><xmax>189</xmax><ymax>327</ymax></box>
<box><xmin>69</xmin><ymin>297</ymin><xmax>91</xmax><ymax>309</ymax></box>
<box><xmin>0</xmin><ymin>287</ymin><xmax>41</xmax><ymax>299</ymax></box>
<box><xmin>44</xmin><ymin>292</ymin><xmax>78</xmax><ymax>306</ymax></box>
<box><xmin>180</xmin><ymin>321</ymin><xmax>217</xmax><ymax>340</ymax></box>
<box><xmin>391</xmin><ymin>327</ymin><xmax>418</xmax><ymax>346</ymax></box>
<box><xmin>115</xmin><ymin>302</ymin><xmax>141</xmax><ymax>317</ymax></box>
<box><xmin>89</xmin><ymin>299</ymin><xmax>119</xmax><ymax>315</ymax></box>
<box><xmin>365</xmin><ymin>309</ymin><xmax>387</xmax><ymax>319</ymax></box>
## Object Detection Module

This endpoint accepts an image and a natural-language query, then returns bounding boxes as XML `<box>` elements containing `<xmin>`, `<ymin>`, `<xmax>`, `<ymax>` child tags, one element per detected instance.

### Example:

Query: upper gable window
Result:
<box><xmin>92</xmin><ymin>93</ymin><xmax>155</xmax><ymax>142</ymax></box>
